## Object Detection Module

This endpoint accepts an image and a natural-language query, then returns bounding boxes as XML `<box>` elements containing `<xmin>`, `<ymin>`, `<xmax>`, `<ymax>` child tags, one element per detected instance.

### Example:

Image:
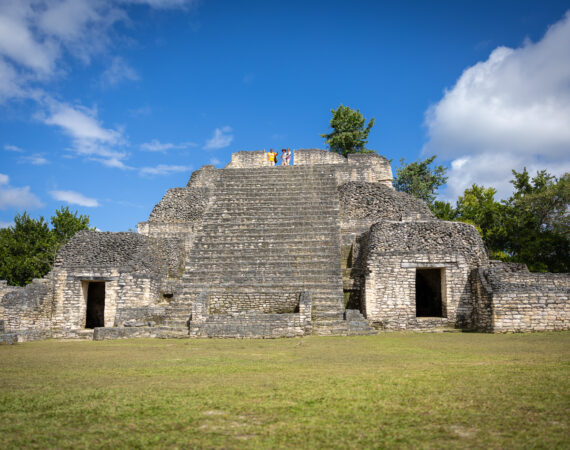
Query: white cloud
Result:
<box><xmin>19</xmin><ymin>154</ymin><xmax>50</xmax><ymax>165</ymax></box>
<box><xmin>4</xmin><ymin>144</ymin><xmax>24</xmax><ymax>152</ymax></box>
<box><xmin>0</xmin><ymin>11</ymin><xmax>58</xmax><ymax>74</ymax></box>
<box><xmin>0</xmin><ymin>220</ymin><xmax>13</xmax><ymax>228</ymax></box>
<box><xmin>0</xmin><ymin>174</ymin><xmax>44</xmax><ymax>210</ymax></box>
<box><xmin>124</xmin><ymin>0</ymin><xmax>199</xmax><ymax>9</ymax></box>
<box><xmin>204</xmin><ymin>126</ymin><xmax>233</xmax><ymax>150</ymax></box>
<box><xmin>140</xmin><ymin>139</ymin><xmax>196</xmax><ymax>152</ymax></box>
<box><xmin>0</xmin><ymin>57</ymin><xmax>23</xmax><ymax>99</ymax></box>
<box><xmin>209</xmin><ymin>157</ymin><xmax>221</xmax><ymax>166</ymax></box>
<box><xmin>39</xmin><ymin>99</ymin><xmax>129</xmax><ymax>168</ymax></box>
<box><xmin>0</xmin><ymin>1</ymin><xmax>200</xmax><ymax>172</ymax></box>
<box><xmin>50</xmin><ymin>189</ymin><xmax>99</xmax><ymax>207</ymax></box>
<box><xmin>139</xmin><ymin>164</ymin><xmax>191</xmax><ymax>176</ymax></box>
<box><xmin>424</xmin><ymin>11</ymin><xmax>570</xmax><ymax>200</ymax></box>
<box><xmin>100</xmin><ymin>56</ymin><xmax>139</xmax><ymax>87</ymax></box>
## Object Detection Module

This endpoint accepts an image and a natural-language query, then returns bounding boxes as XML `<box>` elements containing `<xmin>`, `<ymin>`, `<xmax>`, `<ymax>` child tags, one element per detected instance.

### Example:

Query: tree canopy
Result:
<box><xmin>432</xmin><ymin>170</ymin><xmax>569</xmax><ymax>273</ymax></box>
<box><xmin>0</xmin><ymin>207</ymin><xmax>92</xmax><ymax>286</ymax></box>
<box><xmin>321</xmin><ymin>105</ymin><xmax>376</xmax><ymax>157</ymax></box>
<box><xmin>394</xmin><ymin>155</ymin><xmax>568</xmax><ymax>272</ymax></box>
<box><xmin>393</xmin><ymin>155</ymin><xmax>448</xmax><ymax>206</ymax></box>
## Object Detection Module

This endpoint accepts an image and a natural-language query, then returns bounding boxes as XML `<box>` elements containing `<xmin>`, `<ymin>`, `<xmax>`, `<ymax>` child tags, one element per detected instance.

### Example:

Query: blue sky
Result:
<box><xmin>1</xmin><ymin>0</ymin><xmax>569</xmax><ymax>231</ymax></box>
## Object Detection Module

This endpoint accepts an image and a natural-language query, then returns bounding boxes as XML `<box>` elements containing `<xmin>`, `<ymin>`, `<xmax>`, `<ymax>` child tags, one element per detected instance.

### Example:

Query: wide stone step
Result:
<box><xmin>193</xmin><ymin>228</ymin><xmax>340</xmax><ymax>237</ymax></box>
<box><xmin>201</xmin><ymin>217</ymin><xmax>339</xmax><ymax>226</ymax></box>
<box><xmin>213</xmin><ymin>197</ymin><xmax>339</xmax><ymax>203</ymax></box>
<box><xmin>187</xmin><ymin>248</ymin><xmax>340</xmax><ymax>258</ymax></box>
<box><xmin>191</xmin><ymin>237</ymin><xmax>340</xmax><ymax>245</ymax></box>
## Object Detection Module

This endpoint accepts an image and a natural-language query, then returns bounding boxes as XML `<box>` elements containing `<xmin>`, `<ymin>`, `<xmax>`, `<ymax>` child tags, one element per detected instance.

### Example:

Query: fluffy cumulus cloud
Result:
<box><xmin>424</xmin><ymin>11</ymin><xmax>570</xmax><ymax>200</ymax></box>
<box><xmin>204</xmin><ymin>126</ymin><xmax>234</xmax><ymax>150</ymax></box>
<box><xmin>0</xmin><ymin>173</ymin><xmax>44</xmax><ymax>210</ymax></box>
<box><xmin>50</xmin><ymin>189</ymin><xmax>99</xmax><ymax>207</ymax></box>
<box><xmin>139</xmin><ymin>164</ymin><xmax>191</xmax><ymax>176</ymax></box>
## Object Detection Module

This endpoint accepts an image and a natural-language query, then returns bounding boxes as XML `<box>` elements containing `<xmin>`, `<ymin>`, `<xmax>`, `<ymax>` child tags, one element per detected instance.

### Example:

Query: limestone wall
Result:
<box><xmin>1</xmin><ymin>279</ymin><xmax>53</xmax><ymax>331</ymax></box>
<box><xmin>49</xmin><ymin>269</ymin><xmax>162</xmax><ymax>330</ymax></box>
<box><xmin>364</xmin><ymin>221</ymin><xmax>488</xmax><ymax>330</ymax></box>
<box><xmin>138</xmin><ymin>166</ymin><xmax>216</xmax><ymax>265</ymax></box>
<box><xmin>225</xmin><ymin>149</ymin><xmax>393</xmax><ymax>186</ymax></box>
<box><xmin>295</xmin><ymin>149</ymin><xmax>393</xmax><ymax>186</ymax></box>
<box><xmin>0</xmin><ymin>280</ymin><xmax>20</xmax><ymax>299</ymax></box>
<box><xmin>293</xmin><ymin>148</ymin><xmax>347</xmax><ymax>165</ymax></box>
<box><xmin>189</xmin><ymin>290</ymin><xmax>312</xmax><ymax>338</ymax></box>
<box><xmin>1</xmin><ymin>231</ymin><xmax>168</xmax><ymax>334</ymax></box>
<box><xmin>339</xmin><ymin>182</ymin><xmax>433</xmax><ymax>224</ymax></box>
<box><xmin>225</xmin><ymin>150</ymin><xmax>272</xmax><ymax>168</ymax></box>
<box><xmin>472</xmin><ymin>262</ymin><xmax>569</xmax><ymax>332</ymax></box>
<box><xmin>209</xmin><ymin>291</ymin><xmax>301</xmax><ymax>314</ymax></box>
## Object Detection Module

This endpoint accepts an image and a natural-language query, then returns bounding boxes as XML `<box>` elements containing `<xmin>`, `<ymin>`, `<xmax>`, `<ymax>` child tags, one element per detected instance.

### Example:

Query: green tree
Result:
<box><xmin>51</xmin><ymin>206</ymin><xmax>91</xmax><ymax>247</ymax></box>
<box><xmin>321</xmin><ymin>105</ymin><xmax>376</xmax><ymax>157</ymax></box>
<box><xmin>0</xmin><ymin>213</ymin><xmax>54</xmax><ymax>286</ymax></box>
<box><xmin>455</xmin><ymin>184</ymin><xmax>507</xmax><ymax>259</ymax></box>
<box><xmin>393</xmin><ymin>155</ymin><xmax>448</xmax><ymax>206</ymax></box>
<box><xmin>0</xmin><ymin>207</ymin><xmax>93</xmax><ymax>286</ymax></box>
<box><xmin>448</xmin><ymin>170</ymin><xmax>568</xmax><ymax>273</ymax></box>
<box><xmin>431</xmin><ymin>200</ymin><xmax>457</xmax><ymax>221</ymax></box>
<box><xmin>502</xmin><ymin>169</ymin><xmax>569</xmax><ymax>272</ymax></box>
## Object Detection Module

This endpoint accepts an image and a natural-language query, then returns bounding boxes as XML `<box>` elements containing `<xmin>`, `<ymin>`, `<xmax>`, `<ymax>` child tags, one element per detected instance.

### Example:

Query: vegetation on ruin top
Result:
<box><xmin>0</xmin><ymin>332</ymin><xmax>568</xmax><ymax>448</ymax></box>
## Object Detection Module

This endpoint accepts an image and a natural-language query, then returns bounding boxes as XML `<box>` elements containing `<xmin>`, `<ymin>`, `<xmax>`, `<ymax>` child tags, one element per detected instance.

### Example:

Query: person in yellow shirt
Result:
<box><xmin>267</xmin><ymin>149</ymin><xmax>277</xmax><ymax>166</ymax></box>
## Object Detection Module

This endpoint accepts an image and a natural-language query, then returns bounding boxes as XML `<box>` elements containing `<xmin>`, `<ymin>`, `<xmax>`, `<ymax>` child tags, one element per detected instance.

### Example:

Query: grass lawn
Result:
<box><xmin>0</xmin><ymin>332</ymin><xmax>569</xmax><ymax>449</ymax></box>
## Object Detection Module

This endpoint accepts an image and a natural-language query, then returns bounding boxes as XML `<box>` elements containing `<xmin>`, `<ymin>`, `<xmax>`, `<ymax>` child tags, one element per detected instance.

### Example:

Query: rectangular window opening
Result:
<box><xmin>86</xmin><ymin>281</ymin><xmax>105</xmax><ymax>328</ymax></box>
<box><xmin>415</xmin><ymin>268</ymin><xmax>444</xmax><ymax>317</ymax></box>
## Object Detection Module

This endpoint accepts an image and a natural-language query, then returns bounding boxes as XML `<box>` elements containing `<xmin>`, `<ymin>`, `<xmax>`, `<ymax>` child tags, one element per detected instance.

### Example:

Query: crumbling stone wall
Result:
<box><xmin>339</xmin><ymin>182</ymin><xmax>435</xmax><ymax>314</ymax></box>
<box><xmin>225</xmin><ymin>149</ymin><xmax>393</xmax><ymax>186</ymax></box>
<box><xmin>189</xmin><ymin>290</ymin><xmax>312</xmax><ymax>338</ymax></box>
<box><xmin>148</xmin><ymin>187</ymin><xmax>210</xmax><ymax>224</ymax></box>
<box><xmin>1</xmin><ymin>231</ymin><xmax>169</xmax><ymax>334</ymax></box>
<box><xmin>472</xmin><ymin>262</ymin><xmax>569</xmax><ymax>332</ymax></box>
<box><xmin>364</xmin><ymin>221</ymin><xmax>488</xmax><ymax>330</ymax></box>
<box><xmin>295</xmin><ymin>149</ymin><xmax>393</xmax><ymax>186</ymax></box>
<box><xmin>1</xmin><ymin>279</ymin><xmax>52</xmax><ymax>331</ymax></box>
<box><xmin>225</xmin><ymin>150</ymin><xmax>272</xmax><ymax>168</ymax></box>
<box><xmin>293</xmin><ymin>148</ymin><xmax>347</xmax><ymax>165</ymax></box>
<box><xmin>0</xmin><ymin>280</ymin><xmax>21</xmax><ymax>319</ymax></box>
<box><xmin>114</xmin><ymin>306</ymin><xmax>168</xmax><ymax>327</ymax></box>
<box><xmin>209</xmin><ymin>291</ymin><xmax>301</xmax><ymax>314</ymax></box>
<box><xmin>50</xmin><ymin>231</ymin><xmax>166</xmax><ymax>330</ymax></box>
<box><xmin>138</xmin><ymin>166</ymin><xmax>217</xmax><ymax>270</ymax></box>
<box><xmin>339</xmin><ymin>182</ymin><xmax>434</xmax><ymax>224</ymax></box>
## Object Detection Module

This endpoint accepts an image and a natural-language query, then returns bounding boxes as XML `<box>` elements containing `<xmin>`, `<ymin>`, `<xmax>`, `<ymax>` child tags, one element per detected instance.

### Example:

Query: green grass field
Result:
<box><xmin>1</xmin><ymin>332</ymin><xmax>569</xmax><ymax>449</ymax></box>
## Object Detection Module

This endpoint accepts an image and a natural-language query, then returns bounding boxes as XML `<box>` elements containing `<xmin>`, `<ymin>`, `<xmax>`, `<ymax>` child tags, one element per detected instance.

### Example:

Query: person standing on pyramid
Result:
<box><xmin>267</xmin><ymin>149</ymin><xmax>277</xmax><ymax>166</ymax></box>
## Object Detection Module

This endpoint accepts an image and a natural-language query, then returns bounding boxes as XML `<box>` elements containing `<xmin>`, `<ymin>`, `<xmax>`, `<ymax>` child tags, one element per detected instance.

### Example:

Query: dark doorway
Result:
<box><xmin>415</xmin><ymin>269</ymin><xmax>443</xmax><ymax>317</ymax></box>
<box><xmin>86</xmin><ymin>282</ymin><xmax>105</xmax><ymax>328</ymax></box>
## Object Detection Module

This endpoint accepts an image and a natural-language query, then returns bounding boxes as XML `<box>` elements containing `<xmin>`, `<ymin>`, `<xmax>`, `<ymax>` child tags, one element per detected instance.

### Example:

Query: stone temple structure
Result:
<box><xmin>1</xmin><ymin>149</ymin><xmax>568</xmax><ymax>343</ymax></box>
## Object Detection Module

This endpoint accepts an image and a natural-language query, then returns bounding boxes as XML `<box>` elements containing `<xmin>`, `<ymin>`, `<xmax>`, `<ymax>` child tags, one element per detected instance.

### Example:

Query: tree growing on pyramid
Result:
<box><xmin>321</xmin><ymin>105</ymin><xmax>376</xmax><ymax>157</ymax></box>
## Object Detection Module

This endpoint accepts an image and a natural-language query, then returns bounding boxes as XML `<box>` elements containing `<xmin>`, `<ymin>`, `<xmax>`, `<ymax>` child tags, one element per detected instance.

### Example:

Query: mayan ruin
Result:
<box><xmin>0</xmin><ymin>149</ymin><xmax>568</xmax><ymax>343</ymax></box>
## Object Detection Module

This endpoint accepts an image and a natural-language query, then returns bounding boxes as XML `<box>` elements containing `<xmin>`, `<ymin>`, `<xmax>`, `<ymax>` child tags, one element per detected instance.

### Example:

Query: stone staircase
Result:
<box><xmin>177</xmin><ymin>165</ymin><xmax>373</xmax><ymax>336</ymax></box>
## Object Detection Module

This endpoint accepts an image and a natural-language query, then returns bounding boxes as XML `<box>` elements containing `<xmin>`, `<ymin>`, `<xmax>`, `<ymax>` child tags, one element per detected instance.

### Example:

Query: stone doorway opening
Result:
<box><xmin>86</xmin><ymin>282</ymin><xmax>105</xmax><ymax>328</ymax></box>
<box><xmin>415</xmin><ymin>268</ymin><xmax>444</xmax><ymax>317</ymax></box>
